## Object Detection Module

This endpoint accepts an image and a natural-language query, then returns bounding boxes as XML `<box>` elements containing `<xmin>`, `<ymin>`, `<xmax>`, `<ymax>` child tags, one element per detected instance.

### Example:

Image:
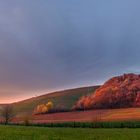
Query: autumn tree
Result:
<box><xmin>35</xmin><ymin>101</ymin><xmax>53</xmax><ymax>114</ymax></box>
<box><xmin>46</xmin><ymin>101</ymin><xmax>53</xmax><ymax>110</ymax></box>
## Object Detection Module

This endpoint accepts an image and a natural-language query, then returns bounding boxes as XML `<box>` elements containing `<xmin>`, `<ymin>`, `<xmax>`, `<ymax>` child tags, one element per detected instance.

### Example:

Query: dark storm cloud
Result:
<box><xmin>0</xmin><ymin>0</ymin><xmax>140</xmax><ymax>101</ymax></box>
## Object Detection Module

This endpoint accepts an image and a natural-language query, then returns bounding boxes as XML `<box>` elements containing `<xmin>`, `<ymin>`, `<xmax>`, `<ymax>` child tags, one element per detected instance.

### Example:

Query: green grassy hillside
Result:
<box><xmin>12</xmin><ymin>86</ymin><xmax>100</xmax><ymax>116</ymax></box>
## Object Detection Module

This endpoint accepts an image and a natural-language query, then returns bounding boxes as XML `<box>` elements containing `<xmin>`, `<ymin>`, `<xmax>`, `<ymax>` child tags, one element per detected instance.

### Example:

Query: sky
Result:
<box><xmin>0</xmin><ymin>0</ymin><xmax>140</xmax><ymax>103</ymax></box>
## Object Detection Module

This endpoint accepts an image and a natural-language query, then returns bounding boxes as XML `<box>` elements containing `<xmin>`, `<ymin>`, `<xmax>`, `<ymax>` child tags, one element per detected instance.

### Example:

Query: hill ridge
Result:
<box><xmin>11</xmin><ymin>85</ymin><xmax>100</xmax><ymax>116</ymax></box>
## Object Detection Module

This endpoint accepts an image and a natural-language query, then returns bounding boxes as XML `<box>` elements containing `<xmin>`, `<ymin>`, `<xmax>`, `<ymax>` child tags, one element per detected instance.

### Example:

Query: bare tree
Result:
<box><xmin>1</xmin><ymin>105</ymin><xmax>14</xmax><ymax>125</ymax></box>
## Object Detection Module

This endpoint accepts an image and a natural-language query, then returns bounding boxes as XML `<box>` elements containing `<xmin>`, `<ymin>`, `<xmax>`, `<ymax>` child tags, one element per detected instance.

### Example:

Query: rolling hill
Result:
<box><xmin>2</xmin><ymin>73</ymin><xmax>140</xmax><ymax>123</ymax></box>
<box><xmin>75</xmin><ymin>73</ymin><xmax>140</xmax><ymax>110</ymax></box>
<box><xmin>12</xmin><ymin>86</ymin><xmax>100</xmax><ymax>116</ymax></box>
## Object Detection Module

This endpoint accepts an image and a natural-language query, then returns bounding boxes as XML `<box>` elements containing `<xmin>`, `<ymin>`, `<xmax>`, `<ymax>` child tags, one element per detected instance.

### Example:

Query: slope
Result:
<box><xmin>12</xmin><ymin>86</ymin><xmax>100</xmax><ymax>116</ymax></box>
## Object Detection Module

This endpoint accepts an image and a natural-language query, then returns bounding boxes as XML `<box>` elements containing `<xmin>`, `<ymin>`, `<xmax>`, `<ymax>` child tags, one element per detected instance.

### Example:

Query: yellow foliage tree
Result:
<box><xmin>36</xmin><ymin>104</ymin><xmax>44</xmax><ymax>114</ymax></box>
<box><xmin>46</xmin><ymin>101</ymin><xmax>53</xmax><ymax>110</ymax></box>
<box><xmin>41</xmin><ymin>105</ymin><xmax>48</xmax><ymax>113</ymax></box>
<box><xmin>35</xmin><ymin>101</ymin><xmax>53</xmax><ymax>114</ymax></box>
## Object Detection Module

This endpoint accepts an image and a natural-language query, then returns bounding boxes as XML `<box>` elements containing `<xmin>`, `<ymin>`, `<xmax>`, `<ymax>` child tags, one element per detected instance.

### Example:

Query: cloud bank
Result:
<box><xmin>0</xmin><ymin>0</ymin><xmax>140</xmax><ymax>102</ymax></box>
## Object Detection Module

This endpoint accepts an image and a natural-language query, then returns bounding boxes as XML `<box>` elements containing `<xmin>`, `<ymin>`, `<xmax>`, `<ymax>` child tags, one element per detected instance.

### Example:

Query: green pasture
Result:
<box><xmin>0</xmin><ymin>125</ymin><xmax>139</xmax><ymax>140</ymax></box>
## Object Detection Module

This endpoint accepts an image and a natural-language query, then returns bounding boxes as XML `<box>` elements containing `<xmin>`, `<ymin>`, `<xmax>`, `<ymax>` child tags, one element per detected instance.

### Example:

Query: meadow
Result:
<box><xmin>0</xmin><ymin>125</ymin><xmax>140</xmax><ymax>140</ymax></box>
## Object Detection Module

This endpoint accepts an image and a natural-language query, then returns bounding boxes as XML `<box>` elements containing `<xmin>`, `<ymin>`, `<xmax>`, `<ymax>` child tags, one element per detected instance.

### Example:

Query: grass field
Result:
<box><xmin>13</xmin><ymin>108</ymin><xmax>140</xmax><ymax>123</ymax></box>
<box><xmin>0</xmin><ymin>126</ymin><xmax>140</xmax><ymax>140</ymax></box>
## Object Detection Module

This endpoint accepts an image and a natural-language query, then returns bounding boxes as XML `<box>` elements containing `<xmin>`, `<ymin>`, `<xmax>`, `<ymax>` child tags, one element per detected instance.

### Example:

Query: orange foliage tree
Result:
<box><xmin>34</xmin><ymin>101</ymin><xmax>53</xmax><ymax>114</ymax></box>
